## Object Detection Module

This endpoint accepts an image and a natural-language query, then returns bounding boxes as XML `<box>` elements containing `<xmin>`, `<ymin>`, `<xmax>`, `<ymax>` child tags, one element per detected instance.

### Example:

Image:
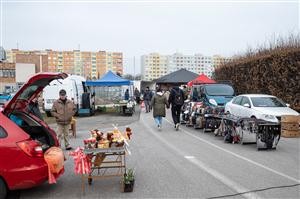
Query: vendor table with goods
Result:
<box><xmin>70</xmin><ymin>126</ymin><xmax>133</xmax><ymax>193</ymax></box>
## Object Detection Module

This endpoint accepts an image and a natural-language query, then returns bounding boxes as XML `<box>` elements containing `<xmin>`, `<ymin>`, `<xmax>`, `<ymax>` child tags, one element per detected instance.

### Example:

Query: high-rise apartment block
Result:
<box><xmin>141</xmin><ymin>52</ymin><xmax>232</xmax><ymax>81</ymax></box>
<box><xmin>141</xmin><ymin>53</ymin><xmax>169</xmax><ymax>81</ymax></box>
<box><xmin>5</xmin><ymin>49</ymin><xmax>123</xmax><ymax>79</ymax></box>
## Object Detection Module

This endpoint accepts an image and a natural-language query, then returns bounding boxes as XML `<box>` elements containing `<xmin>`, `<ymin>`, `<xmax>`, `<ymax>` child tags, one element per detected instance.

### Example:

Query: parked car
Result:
<box><xmin>191</xmin><ymin>83</ymin><xmax>235</xmax><ymax>106</ymax></box>
<box><xmin>43</xmin><ymin>75</ymin><xmax>90</xmax><ymax>117</ymax></box>
<box><xmin>0</xmin><ymin>93</ymin><xmax>12</xmax><ymax>107</ymax></box>
<box><xmin>0</xmin><ymin>72</ymin><xmax>67</xmax><ymax>199</ymax></box>
<box><xmin>225</xmin><ymin>94</ymin><xmax>299</xmax><ymax>123</ymax></box>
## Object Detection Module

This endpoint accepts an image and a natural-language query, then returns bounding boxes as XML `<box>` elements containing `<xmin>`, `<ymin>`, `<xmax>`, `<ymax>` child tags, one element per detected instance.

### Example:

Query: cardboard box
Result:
<box><xmin>281</xmin><ymin>129</ymin><xmax>300</xmax><ymax>138</ymax></box>
<box><xmin>281</xmin><ymin>115</ymin><xmax>300</xmax><ymax>123</ymax></box>
<box><xmin>281</xmin><ymin>122</ymin><xmax>300</xmax><ymax>131</ymax></box>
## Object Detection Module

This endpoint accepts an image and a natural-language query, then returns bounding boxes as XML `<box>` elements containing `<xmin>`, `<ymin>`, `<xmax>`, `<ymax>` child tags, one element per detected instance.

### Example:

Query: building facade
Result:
<box><xmin>141</xmin><ymin>53</ymin><xmax>169</xmax><ymax>81</ymax></box>
<box><xmin>0</xmin><ymin>62</ymin><xmax>16</xmax><ymax>92</ymax></box>
<box><xmin>6</xmin><ymin>49</ymin><xmax>123</xmax><ymax>79</ymax></box>
<box><xmin>141</xmin><ymin>52</ymin><xmax>231</xmax><ymax>81</ymax></box>
<box><xmin>212</xmin><ymin>55</ymin><xmax>232</xmax><ymax>69</ymax></box>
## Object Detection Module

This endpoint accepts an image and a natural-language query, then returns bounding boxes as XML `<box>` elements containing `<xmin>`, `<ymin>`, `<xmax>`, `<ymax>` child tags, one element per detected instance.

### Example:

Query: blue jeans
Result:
<box><xmin>154</xmin><ymin>116</ymin><xmax>162</xmax><ymax>126</ymax></box>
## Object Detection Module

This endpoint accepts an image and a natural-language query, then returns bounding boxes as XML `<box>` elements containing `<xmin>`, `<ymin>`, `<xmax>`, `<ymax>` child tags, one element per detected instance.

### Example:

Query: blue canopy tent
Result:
<box><xmin>85</xmin><ymin>71</ymin><xmax>134</xmax><ymax>114</ymax></box>
<box><xmin>86</xmin><ymin>71</ymin><xmax>133</xmax><ymax>86</ymax></box>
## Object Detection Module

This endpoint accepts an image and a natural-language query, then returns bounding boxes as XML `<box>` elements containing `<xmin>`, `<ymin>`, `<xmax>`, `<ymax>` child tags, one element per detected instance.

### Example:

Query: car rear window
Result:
<box><xmin>0</xmin><ymin>126</ymin><xmax>8</xmax><ymax>138</ymax></box>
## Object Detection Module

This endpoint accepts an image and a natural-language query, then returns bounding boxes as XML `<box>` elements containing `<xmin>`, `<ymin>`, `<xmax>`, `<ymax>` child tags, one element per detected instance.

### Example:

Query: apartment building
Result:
<box><xmin>141</xmin><ymin>53</ymin><xmax>168</xmax><ymax>81</ymax></box>
<box><xmin>141</xmin><ymin>52</ymin><xmax>230</xmax><ymax>81</ymax></box>
<box><xmin>6</xmin><ymin>49</ymin><xmax>123</xmax><ymax>79</ymax></box>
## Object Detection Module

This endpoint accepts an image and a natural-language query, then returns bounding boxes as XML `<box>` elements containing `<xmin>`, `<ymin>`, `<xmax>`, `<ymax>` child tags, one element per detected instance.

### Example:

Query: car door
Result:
<box><xmin>229</xmin><ymin>96</ymin><xmax>243</xmax><ymax>116</ymax></box>
<box><xmin>239</xmin><ymin>96</ymin><xmax>252</xmax><ymax>118</ymax></box>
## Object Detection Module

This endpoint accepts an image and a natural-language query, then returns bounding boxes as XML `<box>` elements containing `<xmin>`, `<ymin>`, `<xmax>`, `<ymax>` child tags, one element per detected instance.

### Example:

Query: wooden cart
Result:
<box><xmin>82</xmin><ymin>146</ymin><xmax>127</xmax><ymax>193</ymax></box>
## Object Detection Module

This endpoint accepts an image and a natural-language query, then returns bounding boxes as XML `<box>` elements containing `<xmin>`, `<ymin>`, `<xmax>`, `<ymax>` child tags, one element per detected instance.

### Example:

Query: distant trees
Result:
<box><xmin>123</xmin><ymin>74</ymin><xmax>142</xmax><ymax>80</ymax></box>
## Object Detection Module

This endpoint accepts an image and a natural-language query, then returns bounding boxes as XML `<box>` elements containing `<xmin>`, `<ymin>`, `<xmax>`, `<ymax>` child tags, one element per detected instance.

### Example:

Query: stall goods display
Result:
<box><xmin>83</xmin><ymin>127</ymin><xmax>132</xmax><ymax>150</ymax></box>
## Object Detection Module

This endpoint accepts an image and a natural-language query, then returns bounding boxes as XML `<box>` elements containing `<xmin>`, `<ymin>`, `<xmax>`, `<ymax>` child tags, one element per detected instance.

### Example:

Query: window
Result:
<box><xmin>251</xmin><ymin>97</ymin><xmax>286</xmax><ymax>107</ymax></box>
<box><xmin>241</xmin><ymin>97</ymin><xmax>251</xmax><ymax>106</ymax></box>
<box><xmin>232</xmin><ymin>96</ymin><xmax>243</xmax><ymax>105</ymax></box>
<box><xmin>0</xmin><ymin>126</ymin><xmax>8</xmax><ymax>138</ymax></box>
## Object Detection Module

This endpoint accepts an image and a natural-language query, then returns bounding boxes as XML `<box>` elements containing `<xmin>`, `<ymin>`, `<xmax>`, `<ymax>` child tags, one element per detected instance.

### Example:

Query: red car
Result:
<box><xmin>0</xmin><ymin>73</ymin><xmax>67</xmax><ymax>199</ymax></box>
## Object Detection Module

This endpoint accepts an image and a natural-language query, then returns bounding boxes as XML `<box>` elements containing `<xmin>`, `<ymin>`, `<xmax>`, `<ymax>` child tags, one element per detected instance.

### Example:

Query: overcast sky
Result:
<box><xmin>1</xmin><ymin>0</ymin><xmax>299</xmax><ymax>74</ymax></box>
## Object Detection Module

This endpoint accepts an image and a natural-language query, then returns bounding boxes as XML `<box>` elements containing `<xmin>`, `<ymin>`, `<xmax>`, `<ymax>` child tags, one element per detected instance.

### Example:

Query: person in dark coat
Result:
<box><xmin>192</xmin><ymin>87</ymin><xmax>199</xmax><ymax>102</ymax></box>
<box><xmin>144</xmin><ymin>87</ymin><xmax>153</xmax><ymax>113</ymax></box>
<box><xmin>124</xmin><ymin>89</ymin><xmax>129</xmax><ymax>100</ymax></box>
<box><xmin>151</xmin><ymin>89</ymin><xmax>169</xmax><ymax>130</ymax></box>
<box><xmin>134</xmin><ymin>88</ymin><xmax>141</xmax><ymax>104</ymax></box>
<box><xmin>168</xmin><ymin>86</ymin><xmax>185</xmax><ymax>130</ymax></box>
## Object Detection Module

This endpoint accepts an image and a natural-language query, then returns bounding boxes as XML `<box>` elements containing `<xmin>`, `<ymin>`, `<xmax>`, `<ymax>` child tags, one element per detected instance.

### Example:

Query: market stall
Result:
<box><xmin>86</xmin><ymin>71</ymin><xmax>135</xmax><ymax>116</ymax></box>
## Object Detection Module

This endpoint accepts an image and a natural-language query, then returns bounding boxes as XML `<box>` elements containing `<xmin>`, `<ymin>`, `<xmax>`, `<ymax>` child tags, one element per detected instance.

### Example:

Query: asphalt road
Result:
<box><xmin>17</xmin><ymin>106</ymin><xmax>300</xmax><ymax>199</ymax></box>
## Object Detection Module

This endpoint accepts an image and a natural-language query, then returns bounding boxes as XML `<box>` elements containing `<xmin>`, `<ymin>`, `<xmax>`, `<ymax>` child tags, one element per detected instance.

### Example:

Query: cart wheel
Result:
<box><xmin>88</xmin><ymin>178</ymin><xmax>93</xmax><ymax>185</ymax></box>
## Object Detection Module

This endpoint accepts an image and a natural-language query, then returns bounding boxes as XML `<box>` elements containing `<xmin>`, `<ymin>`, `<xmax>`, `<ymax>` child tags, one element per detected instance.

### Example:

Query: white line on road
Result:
<box><xmin>141</xmin><ymin>116</ymin><xmax>261</xmax><ymax>199</ymax></box>
<box><xmin>184</xmin><ymin>156</ymin><xmax>195</xmax><ymax>159</ymax></box>
<box><xmin>164</xmin><ymin>118</ymin><xmax>300</xmax><ymax>184</ymax></box>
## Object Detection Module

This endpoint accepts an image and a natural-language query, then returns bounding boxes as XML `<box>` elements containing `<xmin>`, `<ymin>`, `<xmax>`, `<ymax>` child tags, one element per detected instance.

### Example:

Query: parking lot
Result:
<box><xmin>14</xmin><ymin>107</ymin><xmax>300</xmax><ymax>199</ymax></box>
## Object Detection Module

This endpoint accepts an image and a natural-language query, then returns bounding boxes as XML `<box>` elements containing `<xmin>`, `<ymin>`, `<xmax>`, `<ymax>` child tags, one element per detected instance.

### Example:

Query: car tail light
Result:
<box><xmin>17</xmin><ymin>139</ymin><xmax>44</xmax><ymax>157</ymax></box>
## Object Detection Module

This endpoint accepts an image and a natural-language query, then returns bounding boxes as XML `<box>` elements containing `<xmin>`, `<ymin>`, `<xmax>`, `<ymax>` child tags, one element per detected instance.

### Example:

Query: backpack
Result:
<box><xmin>174</xmin><ymin>89</ymin><xmax>184</xmax><ymax>106</ymax></box>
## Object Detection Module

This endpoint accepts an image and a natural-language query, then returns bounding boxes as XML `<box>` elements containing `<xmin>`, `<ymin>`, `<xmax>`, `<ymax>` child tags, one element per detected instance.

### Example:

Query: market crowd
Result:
<box><xmin>135</xmin><ymin>85</ymin><xmax>189</xmax><ymax>131</ymax></box>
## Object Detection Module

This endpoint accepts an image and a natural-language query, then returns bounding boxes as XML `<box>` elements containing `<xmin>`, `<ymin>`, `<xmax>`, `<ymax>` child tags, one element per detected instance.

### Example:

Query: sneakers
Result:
<box><xmin>158</xmin><ymin>124</ymin><xmax>162</xmax><ymax>130</ymax></box>
<box><xmin>175</xmin><ymin>123</ymin><xmax>180</xmax><ymax>131</ymax></box>
<box><xmin>66</xmin><ymin>146</ymin><xmax>73</xmax><ymax>150</ymax></box>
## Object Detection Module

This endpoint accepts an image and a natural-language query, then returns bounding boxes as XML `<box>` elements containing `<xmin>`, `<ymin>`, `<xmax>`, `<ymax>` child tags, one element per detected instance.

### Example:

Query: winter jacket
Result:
<box><xmin>168</xmin><ymin>87</ymin><xmax>185</xmax><ymax>107</ymax></box>
<box><xmin>151</xmin><ymin>92</ymin><xmax>169</xmax><ymax>117</ymax></box>
<box><xmin>51</xmin><ymin>99</ymin><xmax>76</xmax><ymax>125</ymax></box>
<box><xmin>144</xmin><ymin>90</ymin><xmax>153</xmax><ymax>101</ymax></box>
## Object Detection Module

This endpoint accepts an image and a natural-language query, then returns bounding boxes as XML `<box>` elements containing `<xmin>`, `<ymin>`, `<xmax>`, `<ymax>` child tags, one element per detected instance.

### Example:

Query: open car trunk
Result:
<box><xmin>10</xmin><ymin>111</ymin><xmax>56</xmax><ymax>151</ymax></box>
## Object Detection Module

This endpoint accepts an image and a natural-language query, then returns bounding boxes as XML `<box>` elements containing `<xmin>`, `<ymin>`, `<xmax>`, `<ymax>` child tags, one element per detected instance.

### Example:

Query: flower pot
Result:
<box><xmin>124</xmin><ymin>180</ymin><xmax>134</xmax><ymax>192</ymax></box>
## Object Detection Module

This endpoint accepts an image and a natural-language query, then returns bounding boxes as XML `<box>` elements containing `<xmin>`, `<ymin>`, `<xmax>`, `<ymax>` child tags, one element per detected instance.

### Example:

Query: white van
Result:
<box><xmin>43</xmin><ymin>75</ymin><xmax>87</xmax><ymax>117</ymax></box>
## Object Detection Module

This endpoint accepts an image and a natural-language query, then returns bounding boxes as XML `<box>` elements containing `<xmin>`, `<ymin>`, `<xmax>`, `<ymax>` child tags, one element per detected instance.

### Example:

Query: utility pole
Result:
<box><xmin>133</xmin><ymin>56</ymin><xmax>135</xmax><ymax>81</ymax></box>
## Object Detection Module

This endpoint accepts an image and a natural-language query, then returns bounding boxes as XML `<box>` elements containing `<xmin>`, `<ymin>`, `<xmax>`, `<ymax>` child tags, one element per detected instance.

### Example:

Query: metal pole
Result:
<box><xmin>133</xmin><ymin>56</ymin><xmax>135</xmax><ymax>81</ymax></box>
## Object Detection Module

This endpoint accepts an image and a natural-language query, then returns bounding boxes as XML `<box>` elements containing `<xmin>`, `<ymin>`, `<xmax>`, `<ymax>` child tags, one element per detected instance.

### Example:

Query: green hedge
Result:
<box><xmin>215</xmin><ymin>49</ymin><xmax>300</xmax><ymax>111</ymax></box>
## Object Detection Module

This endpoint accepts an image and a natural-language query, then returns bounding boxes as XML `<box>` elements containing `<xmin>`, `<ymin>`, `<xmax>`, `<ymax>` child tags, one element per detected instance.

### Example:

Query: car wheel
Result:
<box><xmin>0</xmin><ymin>178</ymin><xmax>7</xmax><ymax>199</ymax></box>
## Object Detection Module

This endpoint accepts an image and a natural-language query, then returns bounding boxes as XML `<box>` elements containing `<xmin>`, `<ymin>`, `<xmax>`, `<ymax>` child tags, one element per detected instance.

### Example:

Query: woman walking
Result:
<box><xmin>151</xmin><ymin>89</ymin><xmax>169</xmax><ymax>130</ymax></box>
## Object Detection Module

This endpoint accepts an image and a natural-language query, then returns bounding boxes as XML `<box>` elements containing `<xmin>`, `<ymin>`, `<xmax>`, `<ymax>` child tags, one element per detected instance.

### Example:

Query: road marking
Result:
<box><xmin>141</xmin><ymin>116</ymin><xmax>260</xmax><ymax>199</ymax></box>
<box><xmin>184</xmin><ymin>156</ymin><xmax>195</xmax><ymax>159</ymax></box>
<box><xmin>164</xmin><ymin>118</ymin><xmax>300</xmax><ymax>184</ymax></box>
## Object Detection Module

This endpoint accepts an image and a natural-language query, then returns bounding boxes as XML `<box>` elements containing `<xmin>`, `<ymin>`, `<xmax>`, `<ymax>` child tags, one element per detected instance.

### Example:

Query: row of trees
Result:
<box><xmin>214</xmin><ymin>34</ymin><xmax>300</xmax><ymax>110</ymax></box>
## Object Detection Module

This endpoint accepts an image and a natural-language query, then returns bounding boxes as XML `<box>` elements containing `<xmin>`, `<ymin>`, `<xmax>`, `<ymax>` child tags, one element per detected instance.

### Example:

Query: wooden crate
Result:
<box><xmin>281</xmin><ymin>122</ymin><xmax>300</xmax><ymax>131</ymax></box>
<box><xmin>281</xmin><ymin>130</ymin><xmax>300</xmax><ymax>138</ymax></box>
<box><xmin>281</xmin><ymin>115</ymin><xmax>300</xmax><ymax>123</ymax></box>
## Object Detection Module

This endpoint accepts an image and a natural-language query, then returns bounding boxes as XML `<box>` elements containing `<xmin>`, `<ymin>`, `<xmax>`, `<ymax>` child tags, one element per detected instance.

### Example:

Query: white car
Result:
<box><xmin>225</xmin><ymin>94</ymin><xmax>299</xmax><ymax>123</ymax></box>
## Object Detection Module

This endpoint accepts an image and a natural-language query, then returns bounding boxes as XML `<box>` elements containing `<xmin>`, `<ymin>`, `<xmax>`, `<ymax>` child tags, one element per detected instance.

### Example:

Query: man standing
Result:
<box><xmin>51</xmin><ymin>89</ymin><xmax>76</xmax><ymax>150</ymax></box>
<box><xmin>134</xmin><ymin>88</ymin><xmax>141</xmax><ymax>104</ymax></box>
<box><xmin>168</xmin><ymin>86</ymin><xmax>185</xmax><ymax>130</ymax></box>
<box><xmin>143</xmin><ymin>87</ymin><xmax>153</xmax><ymax>113</ymax></box>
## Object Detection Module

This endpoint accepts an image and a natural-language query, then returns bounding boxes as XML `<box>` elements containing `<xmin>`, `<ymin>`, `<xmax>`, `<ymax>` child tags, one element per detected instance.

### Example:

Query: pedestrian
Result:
<box><xmin>27</xmin><ymin>94</ymin><xmax>43</xmax><ymax>121</ymax></box>
<box><xmin>51</xmin><ymin>89</ymin><xmax>76</xmax><ymax>150</ymax></box>
<box><xmin>192</xmin><ymin>87</ymin><xmax>199</xmax><ymax>102</ymax></box>
<box><xmin>143</xmin><ymin>87</ymin><xmax>153</xmax><ymax>113</ymax></box>
<box><xmin>125</xmin><ymin>89</ymin><xmax>129</xmax><ymax>100</ymax></box>
<box><xmin>168</xmin><ymin>86</ymin><xmax>185</xmax><ymax>130</ymax></box>
<box><xmin>151</xmin><ymin>89</ymin><xmax>169</xmax><ymax>130</ymax></box>
<box><xmin>134</xmin><ymin>88</ymin><xmax>141</xmax><ymax>104</ymax></box>
<box><xmin>182</xmin><ymin>85</ymin><xmax>189</xmax><ymax>100</ymax></box>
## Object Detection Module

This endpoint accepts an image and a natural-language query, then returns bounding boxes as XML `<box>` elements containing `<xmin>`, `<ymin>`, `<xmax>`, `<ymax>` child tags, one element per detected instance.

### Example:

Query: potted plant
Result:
<box><xmin>123</xmin><ymin>169</ymin><xmax>135</xmax><ymax>192</ymax></box>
